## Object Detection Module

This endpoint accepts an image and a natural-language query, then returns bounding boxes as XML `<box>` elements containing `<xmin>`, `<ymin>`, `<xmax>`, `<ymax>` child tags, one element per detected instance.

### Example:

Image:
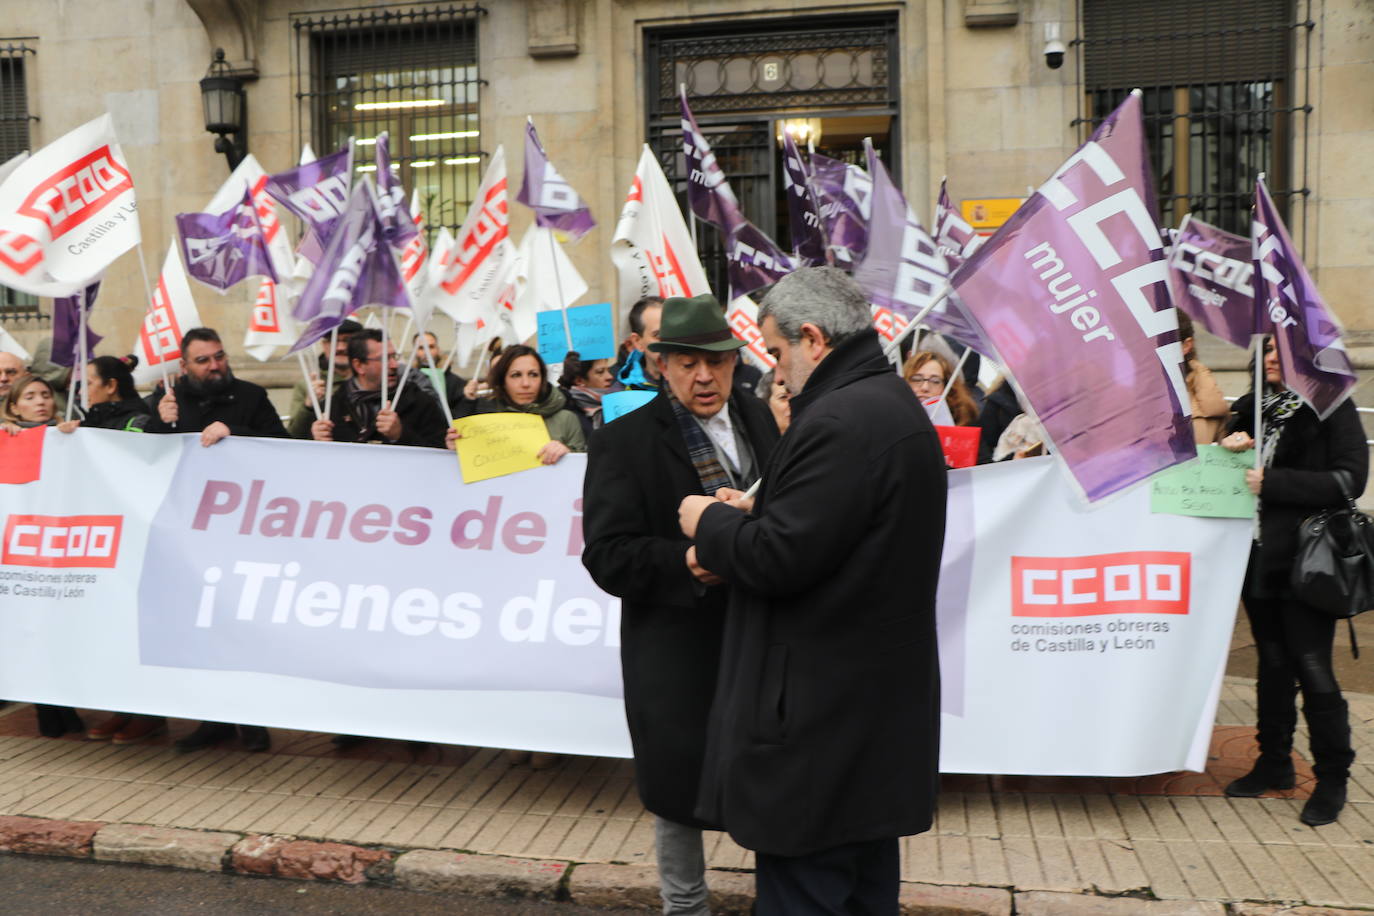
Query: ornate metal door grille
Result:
<box><xmin>1074</xmin><ymin>0</ymin><xmax>1312</xmax><ymax>244</ymax></box>
<box><xmin>646</xmin><ymin>16</ymin><xmax>899</xmax><ymax>299</ymax></box>
<box><xmin>291</xmin><ymin>4</ymin><xmax>486</xmax><ymax>240</ymax></box>
<box><xmin>0</xmin><ymin>39</ymin><xmax>38</xmax><ymax>322</ymax></box>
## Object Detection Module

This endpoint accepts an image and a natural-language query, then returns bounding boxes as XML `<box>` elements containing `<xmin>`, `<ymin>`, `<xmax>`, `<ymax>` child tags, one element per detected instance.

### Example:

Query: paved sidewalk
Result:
<box><xmin>0</xmin><ymin>677</ymin><xmax>1372</xmax><ymax>913</ymax></box>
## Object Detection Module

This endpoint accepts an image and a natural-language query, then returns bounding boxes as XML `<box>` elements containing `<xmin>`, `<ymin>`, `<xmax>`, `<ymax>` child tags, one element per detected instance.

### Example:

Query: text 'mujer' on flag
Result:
<box><xmin>949</xmin><ymin>91</ymin><xmax>1194</xmax><ymax>503</ymax></box>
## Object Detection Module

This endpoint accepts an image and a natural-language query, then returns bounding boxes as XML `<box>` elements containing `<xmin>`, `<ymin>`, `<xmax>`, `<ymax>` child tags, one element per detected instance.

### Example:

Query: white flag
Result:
<box><xmin>400</xmin><ymin>190</ymin><xmax>433</xmax><ymax>328</ymax></box>
<box><xmin>725</xmin><ymin>295</ymin><xmax>776</xmax><ymax>370</ymax></box>
<box><xmin>0</xmin><ymin>324</ymin><xmax>30</xmax><ymax>362</ymax></box>
<box><xmin>0</xmin><ymin>152</ymin><xmax>29</xmax><ymax>191</ymax></box>
<box><xmin>431</xmin><ymin>146</ymin><xmax>521</xmax><ymax>338</ymax></box>
<box><xmin>242</xmin><ymin>278</ymin><xmax>301</xmax><ymax>362</ymax></box>
<box><xmin>133</xmin><ymin>242</ymin><xmax>202</xmax><ymax>386</ymax></box>
<box><xmin>208</xmin><ymin>153</ymin><xmax>296</xmax><ymax>283</ymax></box>
<box><xmin>611</xmin><ymin>145</ymin><xmax>711</xmax><ymax>311</ymax></box>
<box><xmin>514</xmin><ymin>224</ymin><xmax>586</xmax><ymax>332</ymax></box>
<box><xmin>0</xmin><ymin>114</ymin><xmax>140</xmax><ymax>287</ymax></box>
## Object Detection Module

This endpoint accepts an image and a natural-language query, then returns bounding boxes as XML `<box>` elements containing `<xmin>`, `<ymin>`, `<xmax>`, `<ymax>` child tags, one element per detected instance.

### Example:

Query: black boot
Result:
<box><xmin>238</xmin><ymin>725</ymin><xmax>270</xmax><ymax>753</ymax></box>
<box><xmin>34</xmin><ymin>704</ymin><xmax>76</xmax><ymax>738</ymax></box>
<box><xmin>1300</xmin><ymin>693</ymin><xmax>1353</xmax><ymax>827</ymax></box>
<box><xmin>174</xmin><ymin>721</ymin><xmax>235</xmax><ymax>753</ymax></box>
<box><xmin>1226</xmin><ymin>676</ymin><xmax>1298</xmax><ymax>797</ymax></box>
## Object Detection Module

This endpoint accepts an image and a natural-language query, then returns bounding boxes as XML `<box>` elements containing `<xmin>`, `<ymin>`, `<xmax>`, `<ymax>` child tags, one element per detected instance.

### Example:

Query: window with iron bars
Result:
<box><xmin>1075</xmin><ymin>0</ymin><xmax>1312</xmax><ymax>243</ymax></box>
<box><xmin>0</xmin><ymin>40</ymin><xmax>39</xmax><ymax>323</ymax></box>
<box><xmin>291</xmin><ymin>4</ymin><xmax>486</xmax><ymax>244</ymax></box>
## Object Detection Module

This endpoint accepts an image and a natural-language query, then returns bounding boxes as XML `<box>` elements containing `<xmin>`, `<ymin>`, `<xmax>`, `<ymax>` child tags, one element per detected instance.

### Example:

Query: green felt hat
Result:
<box><xmin>648</xmin><ymin>293</ymin><xmax>746</xmax><ymax>353</ymax></box>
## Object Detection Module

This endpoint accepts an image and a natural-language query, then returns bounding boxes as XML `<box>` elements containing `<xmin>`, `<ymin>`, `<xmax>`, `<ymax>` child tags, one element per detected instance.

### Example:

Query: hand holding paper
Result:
<box><xmin>450</xmin><ymin>413</ymin><xmax>550</xmax><ymax>483</ymax></box>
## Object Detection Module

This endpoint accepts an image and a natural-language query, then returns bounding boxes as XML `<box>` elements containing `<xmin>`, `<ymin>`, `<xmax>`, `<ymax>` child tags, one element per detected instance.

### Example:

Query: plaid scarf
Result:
<box><xmin>665</xmin><ymin>387</ymin><xmax>732</xmax><ymax>495</ymax></box>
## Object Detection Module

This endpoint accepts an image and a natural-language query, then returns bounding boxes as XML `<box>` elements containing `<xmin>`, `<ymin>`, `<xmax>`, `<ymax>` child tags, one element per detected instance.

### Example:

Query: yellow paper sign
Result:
<box><xmin>451</xmin><ymin>414</ymin><xmax>549</xmax><ymax>483</ymax></box>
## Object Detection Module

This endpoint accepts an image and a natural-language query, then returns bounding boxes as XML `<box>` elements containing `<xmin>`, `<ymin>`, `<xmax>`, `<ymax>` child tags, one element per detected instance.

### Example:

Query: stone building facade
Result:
<box><xmin>0</xmin><ymin>0</ymin><xmax>1368</xmax><ymax>383</ymax></box>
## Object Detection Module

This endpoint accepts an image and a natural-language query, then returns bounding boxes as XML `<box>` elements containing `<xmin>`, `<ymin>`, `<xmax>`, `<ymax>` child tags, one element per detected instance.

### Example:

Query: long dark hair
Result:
<box><xmin>1246</xmin><ymin>335</ymin><xmax>1275</xmax><ymax>395</ymax></box>
<box><xmin>487</xmin><ymin>345</ymin><xmax>550</xmax><ymax>408</ymax></box>
<box><xmin>89</xmin><ymin>355</ymin><xmax>140</xmax><ymax>401</ymax></box>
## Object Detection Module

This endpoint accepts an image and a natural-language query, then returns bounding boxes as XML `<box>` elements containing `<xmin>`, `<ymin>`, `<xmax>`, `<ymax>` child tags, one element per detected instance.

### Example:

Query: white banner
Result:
<box><xmin>0</xmin><ymin>435</ymin><xmax>1249</xmax><ymax>772</ymax></box>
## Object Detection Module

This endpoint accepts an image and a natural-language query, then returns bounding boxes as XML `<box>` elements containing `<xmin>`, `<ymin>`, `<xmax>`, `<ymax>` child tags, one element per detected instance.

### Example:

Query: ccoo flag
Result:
<box><xmin>516</xmin><ymin>119</ymin><xmax>596</xmax><ymax>242</ymax></box>
<box><xmin>132</xmin><ymin>243</ymin><xmax>203</xmax><ymax>387</ymax></box>
<box><xmin>934</xmin><ymin>178</ymin><xmax>982</xmax><ymax>269</ymax></box>
<box><xmin>0</xmin><ymin>114</ymin><xmax>140</xmax><ymax>290</ymax></box>
<box><xmin>50</xmin><ymin>282</ymin><xmax>102</xmax><ymax>368</ymax></box>
<box><xmin>807</xmin><ymin>152</ymin><xmax>871</xmax><ymax>269</ymax></box>
<box><xmin>1253</xmin><ymin>176</ymin><xmax>1356</xmax><ymax>419</ymax></box>
<box><xmin>264</xmin><ymin>144</ymin><xmax>354</xmax><ymax>260</ymax></box>
<box><xmin>610</xmin><ymin>145</ymin><xmax>711</xmax><ymax>309</ymax></box>
<box><xmin>373</xmin><ymin>132</ymin><xmax>419</xmax><ymax>249</ymax></box>
<box><xmin>431</xmin><ymin>147</ymin><xmax>521</xmax><ymax>337</ymax></box>
<box><xmin>780</xmin><ymin>132</ymin><xmax>826</xmax><ymax>265</ymax></box>
<box><xmin>176</xmin><ymin>188</ymin><xmax>279</xmax><ymax>291</ymax></box>
<box><xmin>950</xmin><ymin>91</ymin><xmax>1193</xmax><ymax>503</ymax></box>
<box><xmin>1166</xmin><ymin>215</ymin><xmax>1255</xmax><ymax>349</ymax></box>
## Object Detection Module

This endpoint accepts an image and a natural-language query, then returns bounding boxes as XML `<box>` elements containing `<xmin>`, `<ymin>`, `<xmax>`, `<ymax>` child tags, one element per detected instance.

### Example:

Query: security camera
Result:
<box><xmin>1044</xmin><ymin>23</ymin><xmax>1066</xmax><ymax>70</ymax></box>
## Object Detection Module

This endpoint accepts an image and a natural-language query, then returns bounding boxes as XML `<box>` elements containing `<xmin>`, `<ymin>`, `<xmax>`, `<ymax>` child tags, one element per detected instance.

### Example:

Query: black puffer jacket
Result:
<box><xmin>144</xmin><ymin>377</ymin><xmax>287</xmax><ymax>438</ymax></box>
<box><xmin>81</xmin><ymin>398</ymin><xmax>151</xmax><ymax>432</ymax></box>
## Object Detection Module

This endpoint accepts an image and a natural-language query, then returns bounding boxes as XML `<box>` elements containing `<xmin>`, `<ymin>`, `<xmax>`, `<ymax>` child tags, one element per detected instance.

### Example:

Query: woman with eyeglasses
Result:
<box><xmin>902</xmin><ymin>350</ymin><xmax>979</xmax><ymax>427</ymax></box>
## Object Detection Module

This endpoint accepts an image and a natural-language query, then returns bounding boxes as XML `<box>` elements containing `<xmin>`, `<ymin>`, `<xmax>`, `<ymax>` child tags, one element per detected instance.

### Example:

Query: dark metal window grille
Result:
<box><xmin>291</xmin><ymin>4</ymin><xmax>486</xmax><ymax>242</ymax></box>
<box><xmin>0</xmin><ymin>39</ymin><xmax>38</xmax><ymax>323</ymax></box>
<box><xmin>1074</xmin><ymin>0</ymin><xmax>1312</xmax><ymax>244</ymax></box>
<box><xmin>647</xmin><ymin>16</ymin><xmax>899</xmax><ymax>299</ymax></box>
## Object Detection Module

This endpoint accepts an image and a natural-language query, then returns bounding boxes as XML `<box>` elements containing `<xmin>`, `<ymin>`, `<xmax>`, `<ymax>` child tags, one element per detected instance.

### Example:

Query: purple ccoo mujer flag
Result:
<box><xmin>950</xmin><ymin>91</ymin><xmax>1194</xmax><ymax>503</ymax></box>
<box><xmin>289</xmin><ymin>178</ymin><xmax>408</xmax><ymax>354</ymax></box>
<box><xmin>264</xmin><ymin>144</ymin><xmax>355</xmax><ymax>257</ymax></box>
<box><xmin>807</xmin><ymin>152</ymin><xmax>871</xmax><ymax>269</ymax></box>
<box><xmin>373</xmin><ymin>132</ymin><xmax>419</xmax><ymax>249</ymax></box>
<box><xmin>1166</xmin><ymin>215</ymin><xmax>1256</xmax><ymax>349</ymax></box>
<box><xmin>175</xmin><ymin>189</ymin><xmax>279</xmax><ymax>291</ymax></box>
<box><xmin>1253</xmin><ymin>176</ymin><xmax>1356</xmax><ymax>419</ymax></box>
<box><xmin>515</xmin><ymin>119</ymin><xmax>596</xmax><ymax>242</ymax></box>
<box><xmin>934</xmin><ymin>178</ymin><xmax>982</xmax><ymax>270</ymax></box>
<box><xmin>50</xmin><ymin>282</ymin><xmax>102</xmax><ymax>368</ymax></box>
<box><xmin>780</xmin><ymin>132</ymin><xmax>826</xmax><ymax>265</ymax></box>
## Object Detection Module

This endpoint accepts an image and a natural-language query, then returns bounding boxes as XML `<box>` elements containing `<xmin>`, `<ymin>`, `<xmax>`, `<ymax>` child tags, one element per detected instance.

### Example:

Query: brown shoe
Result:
<box><xmin>86</xmin><ymin>714</ymin><xmax>132</xmax><ymax>741</ymax></box>
<box><xmin>111</xmin><ymin>717</ymin><xmax>167</xmax><ymax>745</ymax></box>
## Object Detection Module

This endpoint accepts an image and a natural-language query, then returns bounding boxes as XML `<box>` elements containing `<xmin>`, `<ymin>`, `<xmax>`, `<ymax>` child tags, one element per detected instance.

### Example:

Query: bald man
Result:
<box><xmin>0</xmin><ymin>351</ymin><xmax>25</xmax><ymax>398</ymax></box>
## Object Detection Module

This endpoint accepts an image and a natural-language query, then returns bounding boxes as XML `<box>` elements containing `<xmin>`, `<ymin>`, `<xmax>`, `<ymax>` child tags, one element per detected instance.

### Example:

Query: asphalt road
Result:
<box><xmin>0</xmin><ymin>854</ymin><xmax>646</xmax><ymax>916</ymax></box>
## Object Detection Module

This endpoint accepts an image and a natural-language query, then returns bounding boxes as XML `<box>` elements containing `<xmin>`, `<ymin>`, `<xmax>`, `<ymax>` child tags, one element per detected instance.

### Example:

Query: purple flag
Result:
<box><xmin>176</xmin><ymin>189</ymin><xmax>279</xmax><ymax>291</ymax></box>
<box><xmin>950</xmin><ymin>91</ymin><xmax>1193</xmax><ymax>503</ymax></box>
<box><xmin>51</xmin><ymin>282</ymin><xmax>102</xmax><ymax>368</ymax></box>
<box><xmin>265</xmin><ymin>145</ymin><xmax>355</xmax><ymax>261</ymax></box>
<box><xmin>934</xmin><ymin>179</ymin><xmax>981</xmax><ymax>270</ymax></box>
<box><xmin>1254</xmin><ymin>176</ymin><xmax>1356</xmax><ymax>419</ymax></box>
<box><xmin>374</xmin><ymin>132</ymin><xmax>419</xmax><ymax>249</ymax></box>
<box><xmin>852</xmin><ymin>142</ymin><xmax>992</xmax><ymax>357</ymax></box>
<box><xmin>515</xmin><ymin>120</ymin><xmax>596</xmax><ymax>242</ymax></box>
<box><xmin>680</xmin><ymin>89</ymin><xmax>740</xmax><ymax>229</ymax></box>
<box><xmin>1166</xmin><ymin>215</ymin><xmax>1255</xmax><ymax>349</ymax></box>
<box><xmin>289</xmin><ymin>178</ymin><xmax>408</xmax><ymax>353</ymax></box>
<box><xmin>780</xmin><ymin>132</ymin><xmax>826</xmax><ymax>265</ymax></box>
<box><xmin>808</xmin><ymin>152</ymin><xmax>871</xmax><ymax>269</ymax></box>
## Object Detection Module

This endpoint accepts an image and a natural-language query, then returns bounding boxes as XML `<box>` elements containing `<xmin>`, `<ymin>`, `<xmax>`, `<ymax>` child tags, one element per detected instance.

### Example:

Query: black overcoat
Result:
<box><xmin>693</xmin><ymin>330</ymin><xmax>947</xmax><ymax>857</ymax></box>
<box><xmin>144</xmin><ymin>378</ymin><xmax>287</xmax><ymax>438</ymax></box>
<box><xmin>581</xmin><ymin>388</ymin><xmax>778</xmax><ymax>827</ymax></box>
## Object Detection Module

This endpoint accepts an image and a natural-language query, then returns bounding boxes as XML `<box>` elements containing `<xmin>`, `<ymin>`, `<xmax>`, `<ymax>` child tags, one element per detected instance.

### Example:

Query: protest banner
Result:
<box><xmin>0</xmin><ymin>426</ymin><xmax>43</xmax><ymax>484</ymax></box>
<box><xmin>450</xmin><ymin>413</ymin><xmax>550</xmax><ymax>483</ymax></box>
<box><xmin>1150</xmin><ymin>445</ymin><xmax>1256</xmax><ymax>519</ymax></box>
<box><xmin>0</xmin><ymin>436</ymin><xmax>1248</xmax><ymax>774</ymax></box>
<box><xmin>537</xmin><ymin>302</ymin><xmax>616</xmax><ymax>364</ymax></box>
<box><xmin>601</xmin><ymin>390</ymin><xmax>657</xmax><ymax>423</ymax></box>
<box><xmin>935</xmin><ymin>425</ymin><xmax>980</xmax><ymax>469</ymax></box>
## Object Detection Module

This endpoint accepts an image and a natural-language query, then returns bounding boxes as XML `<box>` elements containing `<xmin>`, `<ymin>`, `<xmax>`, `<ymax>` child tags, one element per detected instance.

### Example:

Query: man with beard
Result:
<box><xmin>144</xmin><ymin>328</ymin><xmax>287</xmax><ymax>444</ymax></box>
<box><xmin>143</xmin><ymin>327</ymin><xmax>286</xmax><ymax>753</ymax></box>
<box><xmin>310</xmin><ymin>329</ymin><xmax>447</xmax><ymax>448</ymax></box>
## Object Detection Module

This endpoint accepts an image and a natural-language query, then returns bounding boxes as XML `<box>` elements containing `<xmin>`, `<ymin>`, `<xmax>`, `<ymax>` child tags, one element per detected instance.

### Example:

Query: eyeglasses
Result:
<box><xmin>190</xmin><ymin>351</ymin><xmax>227</xmax><ymax>366</ymax></box>
<box><xmin>908</xmin><ymin>375</ymin><xmax>945</xmax><ymax>386</ymax></box>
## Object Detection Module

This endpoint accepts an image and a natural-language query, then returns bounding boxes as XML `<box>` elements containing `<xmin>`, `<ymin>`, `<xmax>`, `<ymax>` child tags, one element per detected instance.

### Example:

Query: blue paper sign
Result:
<box><xmin>601</xmin><ymin>389</ymin><xmax>657</xmax><ymax>423</ymax></box>
<box><xmin>537</xmin><ymin>302</ymin><xmax>617</xmax><ymax>364</ymax></box>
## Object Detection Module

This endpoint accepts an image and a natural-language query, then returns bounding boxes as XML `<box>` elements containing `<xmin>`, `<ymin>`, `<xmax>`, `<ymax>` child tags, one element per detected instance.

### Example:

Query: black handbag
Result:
<box><xmin>1291</xmin><ymin>497</ymin><xmax>1374</xmax><ymax>656</ymax></box>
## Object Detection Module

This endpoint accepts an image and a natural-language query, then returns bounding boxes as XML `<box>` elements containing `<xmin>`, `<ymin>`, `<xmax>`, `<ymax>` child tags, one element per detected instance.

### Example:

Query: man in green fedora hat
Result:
<box><xmin>582</xmin><ymin>291</ymin><xmax>780</xmax><ymax>915</ymax></box>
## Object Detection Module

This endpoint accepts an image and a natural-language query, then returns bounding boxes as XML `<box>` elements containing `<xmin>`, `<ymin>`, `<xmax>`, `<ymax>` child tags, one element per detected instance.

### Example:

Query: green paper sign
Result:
<box><xmin>1150</xmin><ymin>445</ymin><xmax>1256</xmax><ymax>519</ymax></box>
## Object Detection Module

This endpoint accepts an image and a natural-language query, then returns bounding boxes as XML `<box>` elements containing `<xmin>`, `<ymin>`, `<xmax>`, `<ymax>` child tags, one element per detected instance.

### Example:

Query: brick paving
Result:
<box><xmin>0</xmin><ymin>677</ymin><xmax>1372</xmax><ymax>909</ymax></box>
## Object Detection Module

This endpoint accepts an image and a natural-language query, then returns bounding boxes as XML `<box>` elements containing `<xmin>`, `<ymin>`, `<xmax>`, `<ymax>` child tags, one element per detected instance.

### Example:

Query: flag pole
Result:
<box><xmin>380</xmin><ymin>304</ymin><xmax>389</xmax><ymax>408</ymax></box>
<box><xmin>296</xmin><ymin>350</ymin><xmax>322</xmax><ymax>420</ymax></box>
<box><xmin>881</xmin><ymin>284</ymin><xmax>951</xmax><ymax>361</ymax></box>
<box><xmin>547</xmin><ymin>229</ymin><xmax>575</xmax><ymax>360</ymax></box>
<box><xmin>77</xmin><ymin>291</ymin><xmax>89</xmax><ymax>412</ymax></box>
<box><xmin>388</xmin><ymin>313</ymin><xmax>421</xmax><ymax>408</ymax></box>
<box><xmin>134</xmin><ymin>242</ymin><xmax>172</xmax><ymax>393</ymax></box>
<box><xmin>1253</xmin><ymin>333</ymin><xmax>1264</xmax><ymax>471</ymax></box>
<box><xmin>420</xmin><ymin>330</ymin><xmax>454</xmax><ymax>427</ymax></box>
<box><xmin>932</xmin><ymin>347</ymin><xmax>971</xmax><ymax>414</ymax></box>
<box><xmin>322</xmin><ymin>327</ymin><xmax>340</xmax><ymax>422</ymax></box>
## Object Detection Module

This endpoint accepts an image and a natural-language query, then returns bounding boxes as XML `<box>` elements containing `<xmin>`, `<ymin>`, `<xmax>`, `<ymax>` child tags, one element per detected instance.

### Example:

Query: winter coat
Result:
<box><xmin>693</xmin><ymin>330</ymin><xmax>947</xmax><ymax>856</ymax></box>
<box><xmin>325</xmin><ymin>380</ymin><xmax>449</xmax><ymax>448</ymax></box>
<box><xmin>1229</xmin><ymin>393</ymin><xmax>1368</xmax><ymax>591</ymax></box>
<box><xmin>581</xmin><ymin>389</ymin><xmax>778</xmax><ymax>827</ymax></box>
<box><xmin>144</xmin><ymin>377</ymin><xmax>287</xmax><ymax>438</ymax></box>
<box><xmin>81</xmin><ymin>398</ymin><xmax>151</xmax><ymax>432</ymax></box>
<box><xmin>474</xmin><ymin>387</ymin><xmax>587</xmax><ymax>452</ymax></box>
<box><xmin>1188</xmin><ymin>361</ymin><xmax>1229</xmax><ymax>445</ymax></box>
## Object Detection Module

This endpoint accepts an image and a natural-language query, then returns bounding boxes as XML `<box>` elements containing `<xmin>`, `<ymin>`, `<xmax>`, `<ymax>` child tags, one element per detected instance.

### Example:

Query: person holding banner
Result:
<box><xmin>144</xmin><ymin>329</ymin><xmax>287</xmax><ymax>446</ymax></box>
<box><xmin>678</xmin><ymin>267</ymin><xmax>945</xmax><ymax>915</ymax></box>
<box><xmin>312</xmin><ymin>330</ymin><xmax>447</xmax><ymax>448</ymax></box>
<box><xmin>54</xmin><ymin>356</ymin><xmax>151</xmax><ymax>435</ymax></box>
<box><xmin>1221</xmin><ymin>336</ymin><xmax>1367</xmax><ymax>827</ymax></box>
<box><xmin>463</xmin><ymin>345</ymin><xmax>585</xmax><ymax>459</ymax></box>
<box><xmin>1</xmin><ymin>375</ymin><xmax>58</xmax><ymax>432</ymax></box>
<box><xmin>582</xmin><ymin>293</ymin><xmax>779</xmax><ymax>916</ymax></box>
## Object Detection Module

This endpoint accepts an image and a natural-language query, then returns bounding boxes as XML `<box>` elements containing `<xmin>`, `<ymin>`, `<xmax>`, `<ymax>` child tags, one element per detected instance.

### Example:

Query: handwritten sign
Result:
<box><xmin>450</xmin><ymin>413</ymin><xmax>549</xmax><ymax>483</ymax></box>
<box><xmin>601</xmin><ymin>390</ymin><xmax>657</xmax><ymax>423</ymax></box>
<box><xmin>1150</xmin><ymin>445</ymin><xmax>1256</xmax><ymax>518</ymax></box>
<box><xmin>537</xmin><ymin>302</ymin><xmax>617</xmax><ymax>363</ymax></box>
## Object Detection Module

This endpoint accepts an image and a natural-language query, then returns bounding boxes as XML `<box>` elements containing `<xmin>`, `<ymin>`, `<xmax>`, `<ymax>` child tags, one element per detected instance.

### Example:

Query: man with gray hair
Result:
<box><xmin>678</xmin><ymin>266</ymin><xmax>946</xmax><ymax>914</ymax></box>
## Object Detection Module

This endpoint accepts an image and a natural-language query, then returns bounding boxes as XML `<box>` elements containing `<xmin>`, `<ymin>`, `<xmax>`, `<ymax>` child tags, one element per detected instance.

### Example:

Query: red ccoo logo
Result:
<box><xmin>17</xmin><ymin>147</ymin><xmax>133</xmax><ymax>239</ymax></box>
<box><xmin>3</xmin><ymin>514</ymin><xmax>123</xmax><ymax>568</ymax></box>
<box><xmin>1011</xmin><ymin>551</ymin><xmax>1190</xmax><ymax>617</ymax></box>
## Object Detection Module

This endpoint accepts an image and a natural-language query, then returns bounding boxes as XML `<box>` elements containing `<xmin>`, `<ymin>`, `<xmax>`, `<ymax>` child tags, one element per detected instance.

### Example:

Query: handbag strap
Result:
<box><xmin>1350</xmin><ymin>618</ymin><xmax>1360</xmax><ymax>660</ymax></box>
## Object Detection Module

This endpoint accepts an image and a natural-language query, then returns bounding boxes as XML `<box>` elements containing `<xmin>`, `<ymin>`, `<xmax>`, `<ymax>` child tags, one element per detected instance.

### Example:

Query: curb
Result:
<box><xmin>0</xmin><ymin>815</ymin><xmax>1366</xmax><ymax>915</ymax></box>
